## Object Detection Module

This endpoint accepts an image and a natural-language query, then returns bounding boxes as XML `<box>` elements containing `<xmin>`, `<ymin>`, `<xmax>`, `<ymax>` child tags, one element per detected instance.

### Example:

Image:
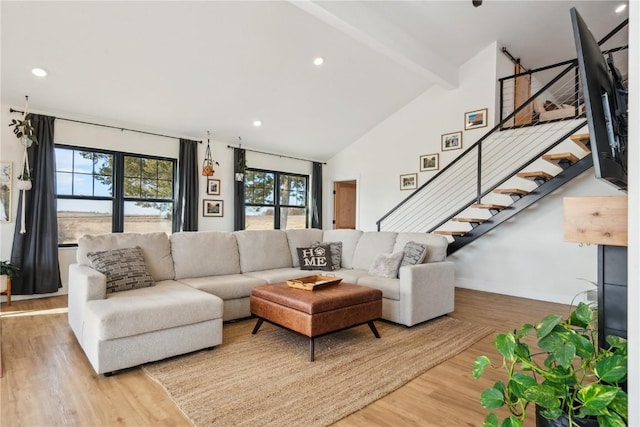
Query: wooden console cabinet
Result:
<box><xmin>563</xmin><ymin>196</ymin><xmax>628</xmax><ymax>348</ymax></box>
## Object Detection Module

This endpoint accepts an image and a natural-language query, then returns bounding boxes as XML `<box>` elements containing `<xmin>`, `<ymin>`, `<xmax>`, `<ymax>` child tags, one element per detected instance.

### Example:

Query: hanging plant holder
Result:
<box><xmin>202</xmin><ymin>131</ymin><xmax>219</xmax><ymax>176</ymax></box>
<box><xmin>9</xmin><ymin>96</ymin><xmax>37</xmax><ymax>147</ymax></box>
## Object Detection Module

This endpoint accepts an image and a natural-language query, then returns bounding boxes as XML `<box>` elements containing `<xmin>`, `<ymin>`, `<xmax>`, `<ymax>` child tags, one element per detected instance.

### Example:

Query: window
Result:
<box><xmin>55</xmin><ymin>146</ymin><xmax>175</xmax><ymax>245</ymax></box>
<box><xmin>244</xmin><ymin>169</ymin><xmax>308</xmax><ymax>230</ymax></box>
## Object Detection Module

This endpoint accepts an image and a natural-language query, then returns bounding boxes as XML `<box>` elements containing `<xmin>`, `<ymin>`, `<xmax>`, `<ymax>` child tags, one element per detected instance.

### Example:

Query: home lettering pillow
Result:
<box><xmin>297</xmin><ymin>245</ymin><xmax>333</xmax><ymax>271</ymax></box>
<box><xmin>368</xmin><ymin>252</ymin><xmax>404</xmax><ymax>279</ymax></box>
<box><xmin>86</xmin><ymin>246</ymin><xmax>155</xmax><ymax>293</ymax></box>
<box><xmin>400</xmin><ymin>241</ymin><xmax>428</xmax><ymax>267</ymax></box>
<box><xmin>311</xmin><ymin>241</ymin><xmax>342</xmax><ymax>270</ymax></box>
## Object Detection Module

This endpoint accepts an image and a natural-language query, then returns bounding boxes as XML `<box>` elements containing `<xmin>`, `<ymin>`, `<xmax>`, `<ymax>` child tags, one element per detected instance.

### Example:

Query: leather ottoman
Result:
<box><xmin>250</xmin><ymin>282</ymin><xmax>382</xmax><ymax>361</ymax></box>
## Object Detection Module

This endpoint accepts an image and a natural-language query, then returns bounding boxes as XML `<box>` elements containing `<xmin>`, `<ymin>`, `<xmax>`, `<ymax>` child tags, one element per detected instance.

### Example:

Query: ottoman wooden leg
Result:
<box><xmin>251</xmin><ymin>318</ymin><xmax>264</xmax><ymax>335</ymax></box>
<box><xmin>309</xmin><ymin>338</ymin><xmax>315</xmax><ymax>362</ymax></box>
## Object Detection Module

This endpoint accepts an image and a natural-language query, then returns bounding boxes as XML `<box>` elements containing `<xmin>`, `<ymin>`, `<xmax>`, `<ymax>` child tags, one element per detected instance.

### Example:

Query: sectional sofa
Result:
<box><xmin>68</xmin><ymin>228</ymin><xmax>454</xmax><ymax>374</ymax></box>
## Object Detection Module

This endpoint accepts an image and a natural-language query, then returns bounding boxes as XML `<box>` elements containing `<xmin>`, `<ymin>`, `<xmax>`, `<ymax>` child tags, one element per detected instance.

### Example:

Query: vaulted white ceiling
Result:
<box><xmin>0</xmin><ymin>1</ymin><xmax>628</xmax><ymax>161</ymax></box>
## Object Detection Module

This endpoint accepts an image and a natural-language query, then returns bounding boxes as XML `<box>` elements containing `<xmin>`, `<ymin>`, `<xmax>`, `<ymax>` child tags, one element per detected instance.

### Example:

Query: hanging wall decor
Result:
<box><xmin>10</xmin><ymin>96</ymin><xmax>37</xmax><ymax>234</ymax></box>
<box><xmin>235</xmin><ymin>136</ymin><xmax>247</xmax><ymax>182</ymax></box>
<box><xmin>202</xmin><ymin>131</ymin><xmax>219</xmax><ymax>176</ymax></box>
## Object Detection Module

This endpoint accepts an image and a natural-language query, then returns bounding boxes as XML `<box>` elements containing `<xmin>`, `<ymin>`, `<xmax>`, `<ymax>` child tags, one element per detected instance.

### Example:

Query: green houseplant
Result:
<box><xmin>473</xmin><ymin>302</ymin><xmax>627</xmax><ymax>427</ymax></box>
<box><xmin>1</xmin><ymin>260</ymin><xmax>20</xmax><ymax>278</ymax></box>
<box><xmin>8</xmin><ymin>114</ymin><xmax>38</xmax><ymax>146</ymax></box>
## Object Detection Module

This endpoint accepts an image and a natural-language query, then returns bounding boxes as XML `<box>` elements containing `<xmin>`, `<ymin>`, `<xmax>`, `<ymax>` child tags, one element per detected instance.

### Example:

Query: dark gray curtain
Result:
<box><xmin>233</xmin><ymin>148</ymin><xmax>246</xmax><ymax>231</ymax></box>
<box><xmin>311</xmin><ymin>161</ymin><xmax>323</xmax><ymax>229</ymax></box>
<box><xmin>10</xmin><ymin>114</ymin><xmax>61</xmax><ymax>294</ymax></box>
<box><xmin>173</xmin><ymin>139</ymin><xmax>199</xmax><ymax>232</ymax></box>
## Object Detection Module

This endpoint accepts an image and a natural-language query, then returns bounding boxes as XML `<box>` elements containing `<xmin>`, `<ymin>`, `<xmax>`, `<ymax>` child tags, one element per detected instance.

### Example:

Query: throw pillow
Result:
<box><xmin>297</xmin><ymin>245</ymin><xmax>333</xmax><ymax>271</ymax></box>
<box><xmin>400</xmin><ymin>241</ymin><xmax>429</xmax><ymax>268</ymax></box>
<box><xmin>86</xmin><ymin>246</ymin><xmax>155</xmax><ymax>293</ymax></box>
<box><xmin>368</xmin><ymin>252</ymin><xmax>404</xmax><ymax>279</ymax></box>
<box><xmin>311</xmin><ymin>241</ymin><xmax>342</xmax><ymax>270</ymax></box>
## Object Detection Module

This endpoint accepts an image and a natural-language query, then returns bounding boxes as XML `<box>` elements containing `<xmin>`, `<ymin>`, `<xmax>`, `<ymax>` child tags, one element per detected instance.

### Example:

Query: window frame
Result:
<box><xmin>55</xmin><ymin>144</ymin><xmax>176</xmax><ymax>247</ymax></box>
<box><xmin>243</xmin><ymin>168</ymin><xmax>309</xmax><ymax>230</ymax></box>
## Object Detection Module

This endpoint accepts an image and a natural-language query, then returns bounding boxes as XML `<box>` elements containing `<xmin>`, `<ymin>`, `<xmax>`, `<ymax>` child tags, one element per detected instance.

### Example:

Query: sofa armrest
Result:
<box><xmin>68</xmin><ymin>264</ymin><xmax>107</xmax><ymax>342</ymax></box>
<box><xmin>398</xmin><ymin>261</ymin><xmax>455</xmax><ymax>326</ymax></box>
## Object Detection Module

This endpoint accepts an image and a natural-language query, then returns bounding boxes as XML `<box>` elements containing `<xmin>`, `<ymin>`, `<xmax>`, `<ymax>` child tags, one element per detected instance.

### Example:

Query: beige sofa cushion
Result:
<box><xmin>352</xmin><ymin>232</ymin><xmax>397</xmax><ymax>270</ymax></box>
<box><xmin>393</xmin><ymin>232</ymin><xmax>448</xmax><ymax>263</ymax></box>
<box><xmin>234</xmin><ymin>230</ymin><xmax>293</xmax><ymax>273</ymax></box>
<box><xmin>285</xmin><ymin>228</ymin><xmax>324</xmax><ymax>267</ymax></box>
<box><xmin>77</xmin><ymin>232</ymin><xmax>175</xmax><ymax>281</ymax></box>
<box><xmin>177</xmin><ymin>274</ymin><xmax>265</xmax><ymax>300</ymax></box>
<box><xmin>322</xmin><ymin>229</ymin><xmax>363</xmax><ymax>269</ymax></box>
<box><xmin>171</xmin><ymin>231</ymin><xmax>241</xmax><ymax>279</ymax></box>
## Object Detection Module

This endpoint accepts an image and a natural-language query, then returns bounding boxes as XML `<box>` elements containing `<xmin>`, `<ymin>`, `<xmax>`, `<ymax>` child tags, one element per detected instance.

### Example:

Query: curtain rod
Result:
<box><xmin>227</xmin><ymin>144</ymin><xmax>326</xmax><ymax>165</ymax></box>
<box><xmin>9</xmin><ymin>108</ymin><xmax>202</xmax><ymax>143</ymax></box>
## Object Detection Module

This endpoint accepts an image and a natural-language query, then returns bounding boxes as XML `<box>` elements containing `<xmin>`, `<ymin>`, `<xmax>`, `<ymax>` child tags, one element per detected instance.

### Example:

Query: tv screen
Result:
<box><xmin>571</xmin><ymin>7</ymin><xmax>628</xmax><ymax>191</ymax></box>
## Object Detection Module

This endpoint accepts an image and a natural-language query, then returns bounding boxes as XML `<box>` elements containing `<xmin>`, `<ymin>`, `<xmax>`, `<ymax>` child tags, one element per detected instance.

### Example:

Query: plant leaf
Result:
<box><xmin>539</xmin><ymin>407</ymin><xmax>563</xmax><ymax>420</ymax></box>
<box><xmin>578</xmin><ymin>384</ymin><xmax>619</xmax><ymax>412</ymax></box>
<box><xmin>473</xmin><ymin>356</ymin><xmax>491</xmax><ymax>379</ymax></box>
<box><xmin>483</xmin><ymin>413</ymin><xmax>498</xmax><ymax>427</ymax></box>
<box><xmin>514</xmin><ymin>323</ymin><xmax>534</xmax><ymax>339</ymax></box>
<box><xmin>495</xmin><ymin>333</ymin><xmax>516</xmax><ymax>361</ymax></box>
<box><xmin>522</xmin><ymin>384</ymin><xmax>560</xmax><ymax>409</ymax></box>
<box><xmin>605</xmin><ymin>335</ymin><xmax>627</xmax><ymax>351</ymax></box>
<box><xmin>538</xmin><ymin>332</ymin><xmax>563</xmax><ymax>353</ymax></box>
<box><xmin>597</xmin><ymin>411</ymin><xmax>627</xmax><ymax>427</ymax></box>
<box><xmin>569</xmin><ymin>302</ymin><xmax>593</xmax><ymax>327</ymax></box>
<box><xmin>480</xmin><ymin>387</ymin><xmax>505</xmax><ymax>409</ymax></box>
<box><xmin>553</xmin><ymin>341</ymin><xmax>576</xmax><ymax>369</ymax></box>
<box><xmin>595</xmin><ymin>354</ymin><xmax>627</xmax><ymax>383</ymax></box>
<box><xmin>567</xmin><ymin>332</ymin><xmax>594</xmax><ymax>358</ymax></box>
<box><xmin>608</xmin><ymin>389</ymin><xmax>628</xmax><ymax>421</ymax></box>
<box><xmin>508</xmin><ymin>373</ymin><xmax>537</xmax><ymax>399</ymax></box>
<box><xmin>500</xmin><ymin>416</ymin><xmax>522</xmax><ymax>427</ymax></box>
<box><xmin>536</xmin><ymin>314</ymin><xmax>562</xmax><ymax>339</ymax></box>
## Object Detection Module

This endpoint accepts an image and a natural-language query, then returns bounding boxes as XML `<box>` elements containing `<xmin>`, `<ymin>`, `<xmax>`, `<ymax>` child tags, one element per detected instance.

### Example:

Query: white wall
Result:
<box><xmin>325</xmin><ymin>42</ymin><xmax>503</xmax><ymax>231</ymax></box>
<box><xmin>324</xmin><ymin>40</ymin><xmax>623</xmax><ymax>306</ymax></box>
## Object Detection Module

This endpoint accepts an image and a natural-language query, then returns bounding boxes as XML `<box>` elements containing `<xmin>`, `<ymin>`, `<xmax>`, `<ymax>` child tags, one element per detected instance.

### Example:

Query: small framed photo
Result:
<box><xmin>207</xmin><ymin>178</ymin><xmax>221</xmax><ymax>195</ymax></box>
<box><xmin>420</xmin><ymin>153</ymin><xmax>439</xmax><ymax>172</ymax></box>
<box><xmin>0</xmin><ymin>161</ymin><xmax>12</xmax><ymax>222</ymax></box>
<box><xmin>441</xmin><ymin>131</ymin><xmax>463</xmax><ymax>151</ymax></box>
<box><xmin>400</xmin><ymin>173</ymin><xmax>417</xmax><ymax>191</ymax></box>
<box><xmin>203</xmin><ymin>199</ymin><xmax>224</xmax><ymax>217</ymax></box>
<box><xmin>464</xmin><ymin>108</ymin><xmax>488</xmax><ymax>130</ymax></box>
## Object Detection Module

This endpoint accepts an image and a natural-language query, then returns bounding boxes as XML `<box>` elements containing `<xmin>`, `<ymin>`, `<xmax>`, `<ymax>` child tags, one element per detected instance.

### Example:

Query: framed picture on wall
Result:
<box><xmin>420</xmin><ymin>153</ymin><xmax>439</xmax><ymax>172</ymax></box>
<box><xmin>441</xmin><ymin>131</ymin><xmax>463</xmax><ymax>151</ymax></box>
<box><xmin>400</xmin><ymin>173</ymin><xmax>417</xmax><ymax>191</ymax></box>
<box><xmin>207</xmin><ymin>178</ymin><xmax>221</xmax><ymax>195</ymax></box>
<box><xmin>0</xmin><ymin>161</ymin><xmax>11</xmax><ymax>222</ymax></box>
<box><xmin>464</xmin><ymin>108</ymin><xmax>488</xmax><ymax>130</ymax></box>
<box><xmin>203</xmin><ymin>199</ymin><xmax>224</xmax><ymax>217</ymax></box>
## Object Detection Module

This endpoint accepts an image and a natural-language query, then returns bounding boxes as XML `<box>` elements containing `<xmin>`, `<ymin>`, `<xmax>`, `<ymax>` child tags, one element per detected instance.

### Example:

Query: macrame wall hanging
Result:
<box><xmin>9</xmin><ymin>96</ymin><xmax>37</xmax><ymax>234</ymax></box>
<box><xmin>202</xmin><ymin>131</ymin><xmax>219</xmax><ymax>176</ymax></box>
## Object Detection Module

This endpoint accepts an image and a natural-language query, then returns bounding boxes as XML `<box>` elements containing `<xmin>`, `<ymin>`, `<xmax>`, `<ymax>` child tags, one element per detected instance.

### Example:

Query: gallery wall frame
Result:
<box><xmin>441</xmin><ymin>131</ymin><xmax>463</xmax><ymax>151</ymax></box>
<box><xmin>203</xmin><ymin>199</ymin><xmax>224</xmax><ymax>217</ymax></box>
<box><xmin>420</xmin><ymin>153</ymin><xmax>439</xmax><ymax>172</ymax></box>
<box><xmin>0</xmin><ymin>161</ymin><xmax>12</xmax><ymax>222</ymax></box>
<box><xmin>400</xmin><ymin>173</ymin><xmax>417</xmax><ymax>191</ymax></box>
<box><xmin>464</xmin><ymin>108</ymin><xmax>488</xmax><ymax>130</ymax></box>
<box><xmin>207</xmin><ymin>178</ymin><xmax>221</xmax><ymax>195</ymax></box>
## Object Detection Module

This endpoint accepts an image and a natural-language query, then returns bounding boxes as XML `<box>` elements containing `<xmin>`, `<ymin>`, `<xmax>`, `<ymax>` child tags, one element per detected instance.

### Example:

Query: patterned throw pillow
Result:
<box><xmin>368</xmin><ymin>252</ymin><xmax>404</xmax><ymax>279</ymax></box>
<box><xmin>400</xmin><ymin>241</ymin><xmax>429</xmax><ymax>267</ymax></box>
<box><xmin>311</xmin><ymin>241</ymin><xmax>342</xmax><ymax>270</ymax></box>
<box><xmin>86</xmin><ymin>246</ymin><xmax>154</xmax><ymax>293</ymax></box>
<box><xmin>297</xmin><ymin>245</ymin><xmax>333</xmax><ymax>271</ymax></box>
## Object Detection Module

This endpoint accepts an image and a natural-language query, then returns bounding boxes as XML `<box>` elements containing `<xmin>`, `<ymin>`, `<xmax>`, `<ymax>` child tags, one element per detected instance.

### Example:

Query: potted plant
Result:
<box><xmin>8</xmin><ymin>114</ymin><xmax>38</xmax><ymax>147</ymax></box>
<box><xmin>16</xmin><ymin>162</ymin><xmax>32</xmax><ymax>191</ymax></box>
<box><xmin>1</xmin><ymin>260</ymin><xmax>20</xmax><ymax>304</ymax></box>
<box><xmin>473</xmin><ymin>302</ymin><xmax>627</xmax><ymax>427</ymax></box>
<box><xmin>235</xmin><ymin>157</ymin><xmax>247</xmax><ymax>181</ymax></box>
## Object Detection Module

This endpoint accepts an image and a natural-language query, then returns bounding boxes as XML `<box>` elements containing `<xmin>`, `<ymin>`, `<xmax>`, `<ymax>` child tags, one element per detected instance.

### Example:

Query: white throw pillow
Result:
<box><xmin>368</xmin><ymin>252</ymin><xmax>404</xmax><ymax>279</ymax></box>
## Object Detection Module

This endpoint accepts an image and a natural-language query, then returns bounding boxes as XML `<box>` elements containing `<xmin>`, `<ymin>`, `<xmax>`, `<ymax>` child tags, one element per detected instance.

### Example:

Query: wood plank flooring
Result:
<box><xmin>1</xmin><ymin>289</ymin><xmax>568</xmax><ymax>426</ymax></box>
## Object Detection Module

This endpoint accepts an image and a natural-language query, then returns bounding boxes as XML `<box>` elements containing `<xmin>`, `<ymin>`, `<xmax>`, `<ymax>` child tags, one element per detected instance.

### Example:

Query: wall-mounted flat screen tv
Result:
<box><xmin>571</xmin><ymin>7</ymin><xmax>628</xmax><ymax>191</ymax></box>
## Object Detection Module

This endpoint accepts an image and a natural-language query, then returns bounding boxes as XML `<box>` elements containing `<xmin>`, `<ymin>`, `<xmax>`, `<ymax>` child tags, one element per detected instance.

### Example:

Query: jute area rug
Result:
<box><xmin>143</xmin><ymin>316</ymin><xmax>493</xmax><ymax>427</ymax></box>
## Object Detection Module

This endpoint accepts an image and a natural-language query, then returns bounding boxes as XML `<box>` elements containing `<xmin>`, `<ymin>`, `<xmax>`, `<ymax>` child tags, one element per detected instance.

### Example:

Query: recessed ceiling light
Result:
<box><xmin>313</xmin><ymin>57</ymin><xmax>324</xmax><ymax>66</ymax></box>
<box><xmin>615</xmin><ymin>4</ymin><xmax>626</xmax><ymax>13</ymax></box>
<box><xmin>31</xmin><ymin>68</ymin><xmax>48</xmax><ymax>77</ymax></box>
<box><xmin>253</xmin><ymin>120</ymin><xmax>262</xmax><ymax>127</ymax></box>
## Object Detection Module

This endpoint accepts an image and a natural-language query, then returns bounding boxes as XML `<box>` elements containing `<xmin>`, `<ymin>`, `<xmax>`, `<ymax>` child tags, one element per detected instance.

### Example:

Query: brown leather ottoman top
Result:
<box><xmin>251</xmin><ymin>282</ymin><xmax>382</xmax><ymax>315</ymax></box>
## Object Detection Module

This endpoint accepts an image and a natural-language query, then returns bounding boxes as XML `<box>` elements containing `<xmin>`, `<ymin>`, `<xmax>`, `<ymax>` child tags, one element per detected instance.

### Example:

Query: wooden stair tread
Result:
<box><xmin>570</xmin><ymin>133</ymin><xmax>591</xmax><ymax>152</ymax></box>
<box><xmin>542</xmin><ymin>152</ymin><xmax>580</xmax><ymax>165</ymax></box>
<box><xmin>471</xmin><ymin>203</ymin><xmax>507</xmax><ymax>210</ymax></box>
<box><xmin>493</xmin><ymin>188</ymin><xmax>528</xmax><ymax>196</ymax></box>
<box><xmin>517</xmin><ymin>171</ymin><xmax>553</xmax><ymax>180</ymax></box>
<box><xmin>433</xmin><ymin>231</ymin><xmax>467</xmax><ymax>237</ymax></box>
<box><xmin>452</xmin><ymin>217</ymin><xmax>486</xmax><ymax>223</ymax></box>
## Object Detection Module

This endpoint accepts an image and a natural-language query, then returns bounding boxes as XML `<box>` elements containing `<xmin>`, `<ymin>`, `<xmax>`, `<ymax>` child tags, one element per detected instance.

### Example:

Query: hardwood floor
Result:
<box><xmin>0</xmin><ymin>288</ymin><xmax>568</xmax><ymax>426</ymax></box>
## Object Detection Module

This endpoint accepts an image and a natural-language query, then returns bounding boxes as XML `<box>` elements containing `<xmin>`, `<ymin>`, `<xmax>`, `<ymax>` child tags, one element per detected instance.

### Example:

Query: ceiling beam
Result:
<box><xmin>290</xmin><ymin>0</ymin><xmax>458</xmax><ymax>89</ymax></box>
